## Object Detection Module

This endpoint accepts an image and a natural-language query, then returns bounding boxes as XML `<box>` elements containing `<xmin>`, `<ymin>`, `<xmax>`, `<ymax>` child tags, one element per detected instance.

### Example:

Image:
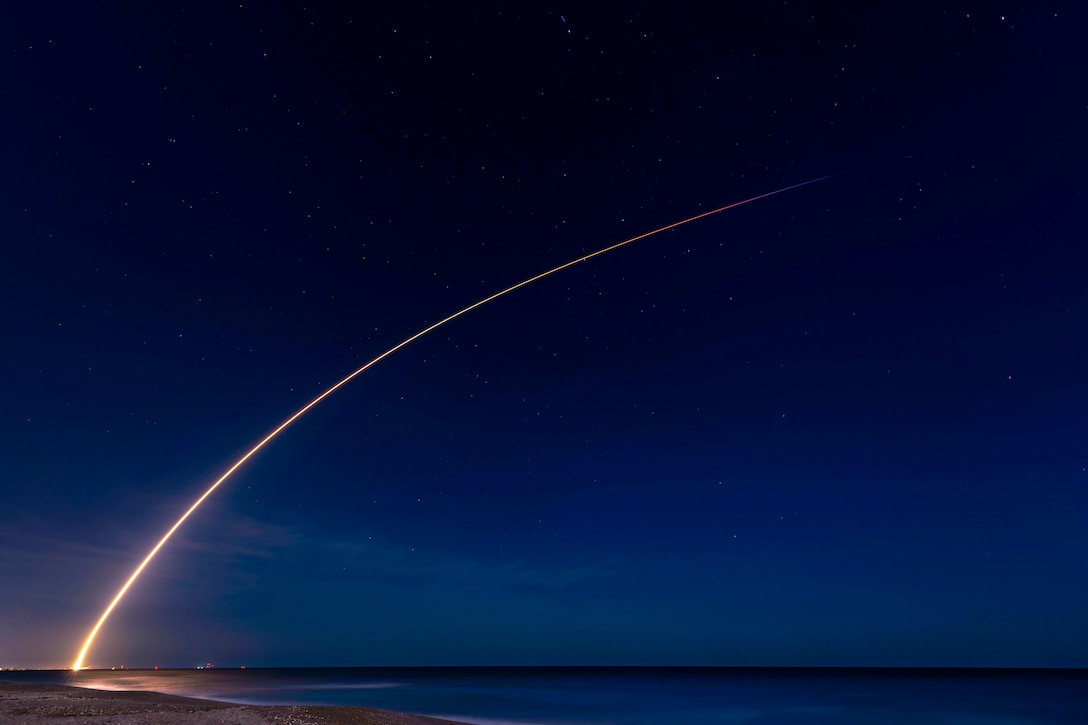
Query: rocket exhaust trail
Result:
<box><xmin>71</xmin><ymin>170</ymin><xmax>846</xmax><ymax>670</ymax></box>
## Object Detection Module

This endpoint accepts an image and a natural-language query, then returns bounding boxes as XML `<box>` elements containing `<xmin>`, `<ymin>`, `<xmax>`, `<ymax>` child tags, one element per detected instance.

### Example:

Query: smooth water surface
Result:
<box><xmin>3</xmin><ymin>667</ymin><xmax>1085</xmax><ymax>725</ymax></box>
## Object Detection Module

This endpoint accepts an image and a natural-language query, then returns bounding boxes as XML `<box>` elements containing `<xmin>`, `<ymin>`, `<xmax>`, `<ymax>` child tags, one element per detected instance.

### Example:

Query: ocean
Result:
<box><xmin>2</xmin><ymin>667</ymin><xmax>1085</xmax><ymax>724</ymax></box>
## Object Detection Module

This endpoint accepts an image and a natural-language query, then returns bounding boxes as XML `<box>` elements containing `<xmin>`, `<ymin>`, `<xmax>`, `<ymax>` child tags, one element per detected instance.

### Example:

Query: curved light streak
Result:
<box><xmin>72</xmin><ymin>171</ymin><xmax>843</xmax><ymax>670</ymax></box>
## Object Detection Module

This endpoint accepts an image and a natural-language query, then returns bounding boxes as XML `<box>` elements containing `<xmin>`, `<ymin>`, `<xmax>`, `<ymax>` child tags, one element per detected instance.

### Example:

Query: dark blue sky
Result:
<box><xmin>3</xmin><ymin>4</ymin><xmax>1085</xmax><ymax>669</ymax></box>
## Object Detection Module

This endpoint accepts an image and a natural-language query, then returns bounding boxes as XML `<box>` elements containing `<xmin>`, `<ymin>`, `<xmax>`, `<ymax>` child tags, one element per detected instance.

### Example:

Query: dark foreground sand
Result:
<box><xmin>0</xmin><ymin>682</ymin><xmax>472</xmax><ymax>725</ymax></box>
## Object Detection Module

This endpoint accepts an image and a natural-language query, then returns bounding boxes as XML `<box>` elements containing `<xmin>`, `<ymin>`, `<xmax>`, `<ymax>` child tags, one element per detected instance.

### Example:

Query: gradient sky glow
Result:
<box><xmin>2</xmin><ymin>4</ymin><xmax>1085</xmax><ymax>669</ymax></box>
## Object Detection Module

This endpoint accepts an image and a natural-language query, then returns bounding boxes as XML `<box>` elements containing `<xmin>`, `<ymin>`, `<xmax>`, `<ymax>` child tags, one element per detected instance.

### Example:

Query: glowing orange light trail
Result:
<box><xmin>71</xmin><ymin>171</ymin><xmax>843</xmax><ymax>670</ymax></box>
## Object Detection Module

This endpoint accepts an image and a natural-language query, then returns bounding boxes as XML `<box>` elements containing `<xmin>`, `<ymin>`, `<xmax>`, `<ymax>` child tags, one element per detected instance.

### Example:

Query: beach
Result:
<box><xmin>0</xmin><ymin>682</ymin><xmax>470</xmax><ymax>725</ymax></box>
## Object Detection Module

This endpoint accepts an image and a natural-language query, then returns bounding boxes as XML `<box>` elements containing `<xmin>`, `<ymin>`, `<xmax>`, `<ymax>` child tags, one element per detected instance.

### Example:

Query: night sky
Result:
<box><xmin>3</xmin><ymin>4</ymin><xmax>1085</xmax><ymax>670</ymax></box>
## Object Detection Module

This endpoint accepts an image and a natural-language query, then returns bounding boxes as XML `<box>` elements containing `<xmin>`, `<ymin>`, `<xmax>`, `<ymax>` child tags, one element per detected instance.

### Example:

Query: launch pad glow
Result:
<box><xmin>72</xmin><ymin>172</ymin><xmax>842</xmax><ymax>670</ymax></box>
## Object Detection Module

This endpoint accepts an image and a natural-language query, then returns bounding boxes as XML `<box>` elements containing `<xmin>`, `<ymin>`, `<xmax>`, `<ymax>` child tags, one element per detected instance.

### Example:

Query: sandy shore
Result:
<box><xmin>0</xmin><ymin>682</ymin><xmax>472</xmax><ymax>724</ymax></box>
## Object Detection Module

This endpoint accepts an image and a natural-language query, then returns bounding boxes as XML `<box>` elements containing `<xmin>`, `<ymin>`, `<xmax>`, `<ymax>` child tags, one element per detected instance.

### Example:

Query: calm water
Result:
<box><xmin>2</xmin><ymin>667</ymin><xmax>1086</xmax><ymax>725</ymax></box>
